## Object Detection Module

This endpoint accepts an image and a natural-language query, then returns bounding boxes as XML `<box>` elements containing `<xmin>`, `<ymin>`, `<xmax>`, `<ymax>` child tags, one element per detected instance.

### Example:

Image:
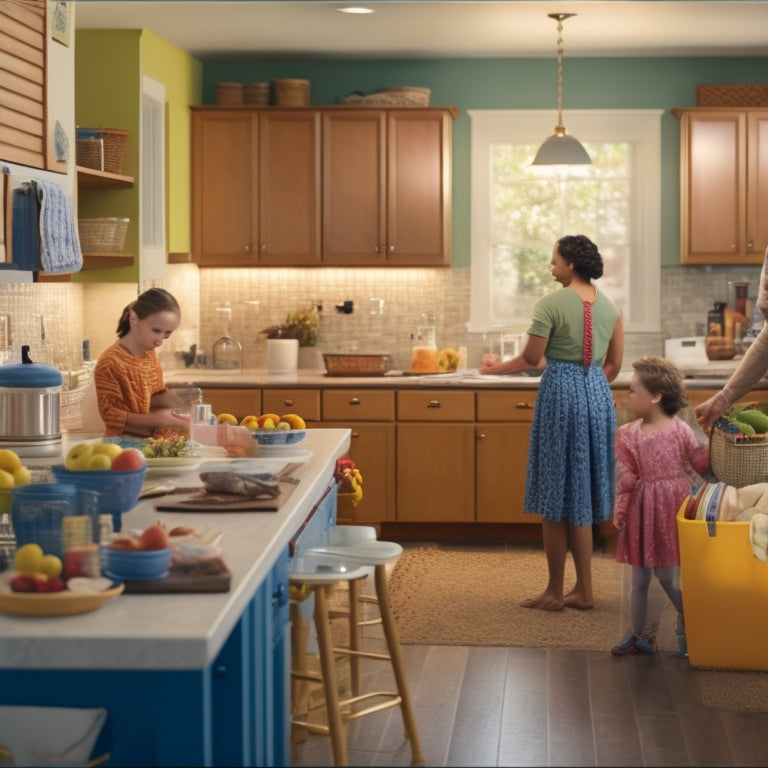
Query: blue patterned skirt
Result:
<box><xmin>525</xmin><ymin>359</ymin><xmax>616</xmax><ymax>526</ymax></box>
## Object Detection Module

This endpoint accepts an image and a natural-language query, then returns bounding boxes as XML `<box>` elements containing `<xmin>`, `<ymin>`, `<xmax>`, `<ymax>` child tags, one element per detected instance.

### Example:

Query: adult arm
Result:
<box><xmin>602</xmin><ymin>314</ymin><xmax>624</xmax><ymax>384</ymax></box>
<box><xmin>479</xmin><ymin>334</ymin><xmax>547</xmax><ymax>374</ymax></box>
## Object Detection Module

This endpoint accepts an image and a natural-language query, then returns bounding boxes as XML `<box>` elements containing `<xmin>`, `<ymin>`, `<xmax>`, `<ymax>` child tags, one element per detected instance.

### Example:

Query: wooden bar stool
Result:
<box><xmin>289</xmin><ymin>539</ymin><xmax>424</xmax><ymax>766</ymax></box>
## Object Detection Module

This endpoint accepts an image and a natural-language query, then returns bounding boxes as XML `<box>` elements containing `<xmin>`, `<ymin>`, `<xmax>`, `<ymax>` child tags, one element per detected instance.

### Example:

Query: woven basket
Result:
<box><xmin>215</xmin><ymin>82</ymin><xmax>243</xmax><ymax>106</ymax></box>
<box><xmin>78</xmin><ymin>218</ymin><xmax>129</xmax><ymax>254</ymax></box>
<box><xmin>710</xmin><ymin>404</ymin><xmax>768</xmax><ymax>487</ymax></box>
<box><xmin>76</xmin><ymin>128</ymin><xmax>128</xmax><ymax>174</ymax></box>
<box><xmin>273</xmin><ymin>78</ymin><xmax>310</xmax><ymax>107</ymax></box>
<box><xmin>344</xmin><ymin>86</ymin><xmax>431</xmax><ymax>106</ymax></box>
<box><xmin>243</xmin><ymin>82</ymin><xmax>270</xmax><ymax>105</ymax></box>
<box><xmin>323</xmin><ymin>353</ymin><xmax>392</xmax><ymax>377</ymax></box>
<box><xmin>697</xmin><ymin>84</ymin><xmax>768</xmax><ymax>107</ymax></box>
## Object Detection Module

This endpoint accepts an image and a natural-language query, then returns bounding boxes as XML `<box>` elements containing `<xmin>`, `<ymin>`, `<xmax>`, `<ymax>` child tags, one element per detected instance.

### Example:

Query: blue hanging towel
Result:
<box><xmin>36</xmin><ymin>179</ymin><xmax>82</xmax><ymax>274</ymax></box>
<box><xmin>3</xmin><ymin>183</ymin><xmax>43</xmax><ymax>271</ymax></box>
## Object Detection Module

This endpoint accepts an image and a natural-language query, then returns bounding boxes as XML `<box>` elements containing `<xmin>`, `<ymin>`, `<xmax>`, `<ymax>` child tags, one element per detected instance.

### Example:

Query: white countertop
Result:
<box><xmin>0</xmin><ymin>428</ymin><xmax>351</xmax><ymax>671</ymax></box>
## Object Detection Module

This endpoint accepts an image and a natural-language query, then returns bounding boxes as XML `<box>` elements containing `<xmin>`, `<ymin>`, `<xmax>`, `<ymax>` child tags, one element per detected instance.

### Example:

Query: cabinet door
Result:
<box><xmin>476</xmin><ymin>423</ymin><xmax>539</xmax><ymax>523</ymax></box>
<box><xmin>201</xmin><ymin>388</ymin><xmax>261</xmax><ymax>421</ymax></box>
<box><xmin>682</xmin><ymin>110</ymin><xmax>745</xmax><ymax>264</ymax></box>
<box><xmin>258</xmin><ymin>111</ymin><xmax>322</xmax><ymax>265</ymax></box>
<box><xmin>386</xmin><ymin>110</ymin><xmax>451</xmax><ymax>266</ymax></box>
<box><xmin>326</xmin><ymin>422</ymin><xmax>395</xmax><ymax>524</ymax></box>
<box><xmin>747</xmin><ymin>112</ymin><xmax>768</xmax><ymax>261</ymax></box>
<box><xmin>261</xmin><ymin>389</ymin><xmax>321</xmax><ymax>422</ymax></box>
<box><xmin>192</xmin><ymin>111</ymin><xmax>259</xmax><ymax>266</ymax></box>
<box><xmin>322</xmin><ymin>111</ymin><xmax>387</xmax><ymax>265</ymax></box>
<box><xmin>396</xmin><ymin>423</ymin><xmax>475</xmax><ymax>522</ymax></box>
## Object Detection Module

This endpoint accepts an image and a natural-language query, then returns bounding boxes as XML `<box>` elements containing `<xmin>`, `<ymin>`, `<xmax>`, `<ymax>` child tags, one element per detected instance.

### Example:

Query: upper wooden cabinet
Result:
<box><xmin>191</xmin><ymin>108</ymin><xmax>322</xmax><ymax>266</ymax></box>
<box><xmin>191</xmin><ymin>105</ymin><xmax>455</xmax><ymax>267</ymax></box>
<box><xmin>322</xmin><ymin>109</ymin><xmax>453</xmax><ymax>265</ymax></box>
<box><xmin>676</xmin><ymin>107</ymin><xmax>768</xmax><ymax>265</ymax></box>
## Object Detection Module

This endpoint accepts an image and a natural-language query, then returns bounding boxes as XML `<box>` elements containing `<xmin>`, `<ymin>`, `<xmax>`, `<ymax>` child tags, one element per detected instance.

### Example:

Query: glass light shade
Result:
<box><xmin>532</xmin><ymin>131</ymin><xmax>591</xmax><ymax>165</ymax></box>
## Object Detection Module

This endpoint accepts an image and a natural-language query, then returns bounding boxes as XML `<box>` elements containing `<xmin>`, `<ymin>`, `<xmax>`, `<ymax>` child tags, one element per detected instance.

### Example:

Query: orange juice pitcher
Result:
<box><xmin>411</xmin><ymin>326</ymin><xmax>438</xmax><ymax>373</ymax></box>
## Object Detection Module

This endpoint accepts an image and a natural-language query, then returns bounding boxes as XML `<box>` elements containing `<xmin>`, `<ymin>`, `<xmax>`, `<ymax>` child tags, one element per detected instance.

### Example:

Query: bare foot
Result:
<box><xmin>564</xmin><ymin>590</ymin><xmax>594</xmax><ymax>610</ymax></box>
<box><xmin>519</xmin><ymin>593</ymin><xmax>565</xmax><ymax>611</ymax></box>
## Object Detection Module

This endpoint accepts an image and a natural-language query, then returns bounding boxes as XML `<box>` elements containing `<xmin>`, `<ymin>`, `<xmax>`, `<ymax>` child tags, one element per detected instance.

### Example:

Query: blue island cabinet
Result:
<box><xmin>0</xmin><ymin>547</ymin><xmax>290</xmax><ymax>767</ymax></box>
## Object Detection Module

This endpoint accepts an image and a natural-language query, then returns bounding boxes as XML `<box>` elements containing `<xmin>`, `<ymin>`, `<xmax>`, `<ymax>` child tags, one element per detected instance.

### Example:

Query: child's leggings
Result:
<box><xmin>630</xmin><ymin>565</ymin><xmax>683</xmax><ymax>633</ymax></box>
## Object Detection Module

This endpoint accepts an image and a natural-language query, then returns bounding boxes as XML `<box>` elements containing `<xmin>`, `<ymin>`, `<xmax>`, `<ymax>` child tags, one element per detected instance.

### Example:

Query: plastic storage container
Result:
<box><xmin>677</xmin><ymin>500</ymin><xmax>768</xmax><ymax>670</ymax></box>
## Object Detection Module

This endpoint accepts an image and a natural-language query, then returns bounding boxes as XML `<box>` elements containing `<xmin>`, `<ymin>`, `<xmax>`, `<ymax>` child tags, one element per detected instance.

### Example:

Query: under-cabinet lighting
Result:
<box><xmin>337</xmin><ymin>6</ymin><xmax>375</xmax><ymax>14</ymax></box>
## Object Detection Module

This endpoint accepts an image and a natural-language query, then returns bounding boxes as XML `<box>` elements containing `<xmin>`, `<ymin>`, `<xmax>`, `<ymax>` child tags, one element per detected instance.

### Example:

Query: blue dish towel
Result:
<box><xmin>5</xmin><ymin>183</ymin><xmax>43</xmax><ymax>271</ymax></box>
<box><xmin>36</xmin><ymin>179</ymin><xmax>82</xmax><ymax>274</ymax></box>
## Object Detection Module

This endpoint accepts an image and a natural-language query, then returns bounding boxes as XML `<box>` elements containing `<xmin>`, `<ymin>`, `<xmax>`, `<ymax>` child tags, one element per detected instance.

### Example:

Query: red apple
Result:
<box><xmin>139</xmin><ymin>523</ymin><xmax>170</xmax><ymax>551</ymax></box>
<box><xmin>10</xmin><ymin>574</ymin><xmax>38</xmax><ymax>592</ymax></box>
<box><xmin>40</xmin><ymin>577</ymin><xmax>66</xmax><ymax>592</ymax></box>
<box><xmin>111</xmin><ymin>447</ymin><xmax>146</xmax><ymax>471</ymax></box>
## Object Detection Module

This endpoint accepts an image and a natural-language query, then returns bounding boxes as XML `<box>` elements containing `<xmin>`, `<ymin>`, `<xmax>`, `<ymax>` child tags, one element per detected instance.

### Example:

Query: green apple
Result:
<box><xmin>91</xmin><ymin>442</ymin><xmax>123</xmax><ymax>461</ymax></box>
<box><xmin>86</xmin><ymin>453</ymin><xmax>112</xmax><ymax>471</ymax></box>
<box><xmin>65</xmin><ymin>443</ymin><xmax>94</xmax><ymax>471</ymax></box>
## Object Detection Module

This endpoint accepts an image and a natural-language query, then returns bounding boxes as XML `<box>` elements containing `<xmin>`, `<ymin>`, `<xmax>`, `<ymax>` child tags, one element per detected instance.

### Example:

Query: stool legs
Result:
<box><xmin>374</xmin><ymin>563</ymin><xmax>425</xmax><ymax>766</ymax></box>
<box><xmin>313</xmin><ymin>584</ymin><xmax>348</xmax><ymax>767</ymax></box>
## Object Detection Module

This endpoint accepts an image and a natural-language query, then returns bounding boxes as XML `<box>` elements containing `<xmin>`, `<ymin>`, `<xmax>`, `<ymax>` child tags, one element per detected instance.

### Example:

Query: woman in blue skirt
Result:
<box><xmin>480</xmin><ymin>235</ymin><xmax>624</xmax><ymax>610</ymax></box>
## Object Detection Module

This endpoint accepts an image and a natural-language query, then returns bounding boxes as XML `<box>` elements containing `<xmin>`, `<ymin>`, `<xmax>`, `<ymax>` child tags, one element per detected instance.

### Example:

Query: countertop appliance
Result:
<box><xmin>664</xmin><ymin>337</ymin><xmax>709</xmax><ymax>368</ymax></box>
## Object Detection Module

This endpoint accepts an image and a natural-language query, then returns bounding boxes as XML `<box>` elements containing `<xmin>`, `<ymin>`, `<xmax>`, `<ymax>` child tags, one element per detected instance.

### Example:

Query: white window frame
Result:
<box><xmin>468</xmin><ymin>109</ymin><xmax>662</xmax><ymax>334</ymax></box>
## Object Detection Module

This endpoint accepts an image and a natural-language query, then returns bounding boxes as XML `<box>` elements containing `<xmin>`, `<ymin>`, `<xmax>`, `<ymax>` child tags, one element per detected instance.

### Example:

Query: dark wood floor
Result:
<box><xmin>290</xmin><ymin>543</ymin><xmax>768</xmax><ymax>768</ymax></box>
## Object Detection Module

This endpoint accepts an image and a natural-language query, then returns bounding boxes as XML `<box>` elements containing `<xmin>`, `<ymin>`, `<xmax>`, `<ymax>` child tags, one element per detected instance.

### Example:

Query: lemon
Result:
<box><xmin>40</xmin><ymin>554</ymin><xmax>63</xmax><ymax>579</ymax></box>
<box><xmin>0</xmin><ymin>449</ymin><xmax>21</xmax><ymax>474</ymax></box>
<box><xmin>14</xmin><ymin>543</ymin><xmax>44</xmax><ymax>574</ymax></box>
<box><xmin>0</xmin><ymin>469</ymin><xmax>15</xmax><ymax>490</ymax></box>
<box><xmin>12</xmin><ymin>466</ymin><xmax>31</xmax><ymax>488</ymax></box>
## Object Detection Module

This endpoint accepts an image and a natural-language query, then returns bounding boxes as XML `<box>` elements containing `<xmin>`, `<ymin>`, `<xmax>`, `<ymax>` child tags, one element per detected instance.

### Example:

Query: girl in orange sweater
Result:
<box><xmin>95</xmin><ymin>288</ymin><xmax>191</xmax><ymax>437</ymax></box>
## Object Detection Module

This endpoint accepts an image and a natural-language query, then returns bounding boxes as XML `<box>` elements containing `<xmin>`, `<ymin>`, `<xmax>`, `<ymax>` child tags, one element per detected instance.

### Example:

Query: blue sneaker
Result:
<box><xmin>611</xmin><ymin>631</ymin><xmax>638</xmax><ymax>655</ymax></box>
<box><xmin>634</xmin><ymin>630</ymin><xmax>655</xmax><ymax>654</ymax></box>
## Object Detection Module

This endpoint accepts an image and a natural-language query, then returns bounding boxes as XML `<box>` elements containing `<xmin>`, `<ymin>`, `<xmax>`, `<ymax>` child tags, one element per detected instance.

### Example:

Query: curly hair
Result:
<box><xmin>116</xmin><ymin>288</ymin><xmax>180</xmax><ymax>338</ymax></box>
<box><xmin>632</xmin><ymin>355</ymin><xmax>688</xmax><ymax>416</ymax></box>
<box><xmin>557</xmin><ymin>235</ymin><xmax>603</xmax><ymax>280</ymax></box>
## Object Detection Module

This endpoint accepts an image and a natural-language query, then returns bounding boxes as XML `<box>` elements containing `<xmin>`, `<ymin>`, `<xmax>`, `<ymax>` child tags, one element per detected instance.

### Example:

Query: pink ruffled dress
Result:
<box><xmin>614</xmin><ymin>416</ymin><xmax>710</xmax><ymax>568</ymax></box>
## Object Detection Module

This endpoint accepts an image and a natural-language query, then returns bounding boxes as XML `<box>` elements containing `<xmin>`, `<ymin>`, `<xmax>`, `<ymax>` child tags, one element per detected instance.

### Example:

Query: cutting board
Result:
<box><xmin>154</xmin><ymin>462</ymin><xmax>303</xmax><ymax>512</ymax></box>
<box><xmin>120</xmin><ymin>564</ymin><xmax>232</xmax><ymax>593</ymax></box>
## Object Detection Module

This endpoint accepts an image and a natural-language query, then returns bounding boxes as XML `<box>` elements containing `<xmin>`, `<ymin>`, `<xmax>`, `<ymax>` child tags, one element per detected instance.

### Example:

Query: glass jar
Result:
<box><xmin>411</xmin><ymin>326</ymin><xmax>438</xmax><ymax>373</ymax></box>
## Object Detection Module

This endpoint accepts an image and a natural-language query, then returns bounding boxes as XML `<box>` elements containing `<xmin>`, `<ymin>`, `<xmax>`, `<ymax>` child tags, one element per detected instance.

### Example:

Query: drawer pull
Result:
<box><xmin>284</xmin><ymin>399</ymin><xmax>294</xmax><ymax>407</ymax></box>
<box><xmin>477</xmin><ymin>432</ymin><xmax>487</xmax><ymax>440</ymax></box>
<box><xmin>427</xmin><ymin>400</ymin><xmax>441</xmax><ymax>409</ymax></box>
<box><xmin>349</xmin><ymin>397</ymin><xmax>361</xmax><ymax>405</ymax></box>
<box><xmin>351</xmin><ymin>431</ymin><xmax>360</xmax><ymax>438</ymax></box>
<box><xmin>515</xmin><ymin>401</ymin><xmax>533</xmax><ymax>410</ymax></box>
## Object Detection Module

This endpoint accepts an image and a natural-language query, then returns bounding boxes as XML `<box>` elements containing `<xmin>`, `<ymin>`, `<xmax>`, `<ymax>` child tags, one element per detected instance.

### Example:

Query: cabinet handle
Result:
<box><xmin>731</xmin><ymin>243</ymin><xmax>737</xmax><ymax>251</ymax></box>
<box><xmin>245</xmin><ymin>242</ymin><xmax>251</xmax><ymax>253</ymax></box>
<box><xmin>477</xmin><ymin>432</ymin><xmax>487</xmax><ymax>440</ymax></box>
<box><xmin>272</xmin><ymin>582</ymin><xmax>288</xmax><ymax>607</ymax></box>
<box><xmin>515</xmin><ymin>401</ymin><xmax>533</xmax><ymax>409</ymax></box>
<box><xmin>284</xmin><ymin>399</ymin><xmax>294</xmax><ymax>406</ymax></box>
<box><xmin>261</xmin><ymin>243</ymin><xmax>267</xmax><ymax>252</ymax></box>
<box><xmin>351</xmin><ymin>431</ymin><xmax>360</xmax><ymax>438</ymax></box>
<box><xmin>348</xmin><ymin>397</ymin><xmax>361</xmax><ymax>405</ymax></box>
<box><xmin>427</xmin><ymin>399</ymin><xmax>441</xmax><ymax>408</ymax></box>
<box><xmin>748</xmin><ymin>239</ymin><xmax>754</xmax><ymax>249</ymax></box>
<box><xmin>389</xmin><ymin>244</ymin><xmax>395</xmax><ymax>252</ymax></box>
<box><xmin>374</xmin><ymin>244</ymin><xmax>380</xmax><ymax>253</ymax></box>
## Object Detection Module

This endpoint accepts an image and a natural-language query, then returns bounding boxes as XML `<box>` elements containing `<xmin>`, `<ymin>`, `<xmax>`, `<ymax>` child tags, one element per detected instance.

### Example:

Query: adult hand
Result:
<box><xmin>479</xmin><ymin>353</ymin><xmax>502</xmax><ymax>374</ymax></box>
<box><xmin>694</xmin><ymin>391</ymin><xmax>730</xmax><ymax>434</ymax></box>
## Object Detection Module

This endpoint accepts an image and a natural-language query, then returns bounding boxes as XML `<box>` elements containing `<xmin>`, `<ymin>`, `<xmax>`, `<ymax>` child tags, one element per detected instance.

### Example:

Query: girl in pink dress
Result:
<box><xmin>611</xmin><ymin>355</ymin><xmax>709</xmax><ymax>656</ymax></box>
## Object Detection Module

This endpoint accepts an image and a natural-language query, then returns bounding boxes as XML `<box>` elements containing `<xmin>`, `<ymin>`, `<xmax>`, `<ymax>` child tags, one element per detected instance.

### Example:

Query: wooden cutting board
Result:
<box><xmin>120</xmin><ymin>563</ymin><xmax>232</xmax><ymax>593</ymax></box>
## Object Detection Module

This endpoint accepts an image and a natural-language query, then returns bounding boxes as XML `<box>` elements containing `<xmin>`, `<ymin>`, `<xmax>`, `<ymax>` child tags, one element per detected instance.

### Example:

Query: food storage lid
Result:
<box><xmin>0</xmin><ymin>346</ymin><xmax>62</xmax><ymax>388</ymax></box>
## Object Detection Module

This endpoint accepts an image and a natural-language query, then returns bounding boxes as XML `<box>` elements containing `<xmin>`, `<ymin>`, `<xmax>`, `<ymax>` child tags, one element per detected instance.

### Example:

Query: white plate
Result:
<box><xmin>145</xmin><ymin>457</ymin><xmax>202</xmax><ymax>474</ymax></box>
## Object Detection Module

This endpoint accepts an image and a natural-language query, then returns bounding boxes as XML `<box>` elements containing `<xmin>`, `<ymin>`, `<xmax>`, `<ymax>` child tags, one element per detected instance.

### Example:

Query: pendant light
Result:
<box><xmin>532</xmin><ymin>12</ymin><xmax>591</xmax><ymax>165</ymax></box>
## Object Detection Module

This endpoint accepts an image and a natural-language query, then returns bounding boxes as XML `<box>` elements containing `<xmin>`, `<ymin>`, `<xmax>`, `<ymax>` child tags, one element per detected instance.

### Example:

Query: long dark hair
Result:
<box><xmin>116</xmin><ymin>288</ymin><xmax>180</xmax><ymax>338</ymax></box>
<box><xmin>558</xmin><ymin>235</ymin><xmax>603</xmax><ymax>280</ymax></box>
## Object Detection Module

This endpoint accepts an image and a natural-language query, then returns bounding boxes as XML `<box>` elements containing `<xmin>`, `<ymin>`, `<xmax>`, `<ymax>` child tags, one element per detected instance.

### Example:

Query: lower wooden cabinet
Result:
<box><xmin>201</xmin><ymin>388</ymin><xmax>261</xmax><ymax>421</ymax></box>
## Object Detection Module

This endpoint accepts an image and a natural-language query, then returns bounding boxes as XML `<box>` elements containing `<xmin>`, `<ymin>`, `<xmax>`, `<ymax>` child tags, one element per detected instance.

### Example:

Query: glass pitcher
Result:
<box><xmin>411</xmin><ymin>326</ymin><xmax>438</xmax><ymax>373</ymax></box>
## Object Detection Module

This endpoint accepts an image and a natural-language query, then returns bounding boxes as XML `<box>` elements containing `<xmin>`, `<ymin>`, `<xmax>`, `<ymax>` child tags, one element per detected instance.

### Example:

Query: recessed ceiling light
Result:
<box><xmin>337</xmin><ymin>6</ymin><xmax>375</xmax><ymax>14</ymax></box>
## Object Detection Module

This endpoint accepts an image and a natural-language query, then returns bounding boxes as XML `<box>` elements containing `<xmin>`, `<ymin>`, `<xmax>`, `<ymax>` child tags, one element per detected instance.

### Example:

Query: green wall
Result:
<box><xmin>75</xmin><ymin>29</ymin><xmax>202</xmax><ymax>282</ymax></box>
<box><xmin>203</xmin><ymin>56</ymin><xmax>768</xmax><ymax>268</ymax></box>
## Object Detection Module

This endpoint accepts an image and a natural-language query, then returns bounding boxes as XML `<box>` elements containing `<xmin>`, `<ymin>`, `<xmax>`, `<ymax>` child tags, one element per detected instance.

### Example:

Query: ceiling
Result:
<box><xmin>73</xmin><ymin>1</ymin><xmax>768</xmax><ymax>60</ymax></box>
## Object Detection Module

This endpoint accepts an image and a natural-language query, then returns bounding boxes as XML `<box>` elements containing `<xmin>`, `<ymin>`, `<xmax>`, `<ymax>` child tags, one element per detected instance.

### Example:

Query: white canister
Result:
<box><xmin>267</xmin><ymin>338</ymin><xmax>299</xmax><ymax>373</ymax></box>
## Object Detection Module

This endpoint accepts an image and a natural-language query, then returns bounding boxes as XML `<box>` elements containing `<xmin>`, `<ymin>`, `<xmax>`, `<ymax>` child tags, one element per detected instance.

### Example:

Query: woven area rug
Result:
<box><xmin>698</xmin><ymin>670</ymin><xmax>768</xmax><ymax>712</ymax></box>
<box><xmin>388</xmin><ymin>544</ymin><xmax>677</xmax><ymax>652</ymax></box>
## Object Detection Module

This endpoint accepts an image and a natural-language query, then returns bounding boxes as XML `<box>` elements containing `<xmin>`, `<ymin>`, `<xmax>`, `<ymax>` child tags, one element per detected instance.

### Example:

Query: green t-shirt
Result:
<box><xmin>528</xmin><ymin>286</ymin><xmax>619</xmax><ymax>363</ymax></box>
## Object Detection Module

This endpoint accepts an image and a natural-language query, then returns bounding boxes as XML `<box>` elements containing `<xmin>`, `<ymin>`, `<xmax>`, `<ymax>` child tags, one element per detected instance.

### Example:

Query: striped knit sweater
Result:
<box><xmin>94</xmin><ymin>342</ymin><xmax>165</xmax><ymax>435</ymax></box>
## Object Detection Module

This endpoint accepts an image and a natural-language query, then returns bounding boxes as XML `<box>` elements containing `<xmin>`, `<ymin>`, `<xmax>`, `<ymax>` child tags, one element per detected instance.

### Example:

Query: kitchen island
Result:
<box><xmin>0</xmin><ymin>428</ymin><xmax>351</xmax><ymax>767</ymax></box>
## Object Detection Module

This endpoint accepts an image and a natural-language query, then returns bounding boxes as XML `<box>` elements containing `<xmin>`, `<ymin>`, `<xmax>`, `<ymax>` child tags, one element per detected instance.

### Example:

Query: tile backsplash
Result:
<box><xmin>0</xmin><ymin>262</ymin><xmax>761</xmax><ymax>376</ymax></box>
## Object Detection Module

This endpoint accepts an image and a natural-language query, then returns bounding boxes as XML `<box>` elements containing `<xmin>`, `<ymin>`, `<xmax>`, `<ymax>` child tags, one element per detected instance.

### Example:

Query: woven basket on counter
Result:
<box><xmin>343</xmin><ymin>86</ymin><xmax>431</xmax><ymax>106</ymax></box>
<box><xmin>273</xmin><ymin>78</ymin><xmax>310</xmax><ymax>106</ymax></box>
<box><xmin>215</xmin><ymin>82</ymin><xmax>243</xmax><ymax>106</ymax></box>
<box><xmin>323</xmin><ymin>353</ymin><xmax>392</xmax><ymax>377</ymax></box>
<box><xmin>696</xmin><ymin>84</ymin><xmax>768</xmax><ymax>107</ymax></box>
<box><xmin>244</xmin><ymin>82</ymin><xmax>270</xmax><ymax>105</ymax></box>
<box><xmin>710</xmin><ymin>403</ymin><xmax>768</xmax><ymax>487</ymax></box>
<box><xmin>76</xmin><ymin>128</ymin><xmax>129</xmax><ymax>174</ymax></box>
<box><xmin>78</xmin><ymin>217</ymin><xmax>129</xmax><ymax>254</ymax></box>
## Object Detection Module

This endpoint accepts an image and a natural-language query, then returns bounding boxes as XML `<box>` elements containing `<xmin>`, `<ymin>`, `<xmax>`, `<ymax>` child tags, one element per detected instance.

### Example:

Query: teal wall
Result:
<box><xmin>203</xmin><ymin>56</ymin><xmax>768</xmax><ymax>267</ymax></box>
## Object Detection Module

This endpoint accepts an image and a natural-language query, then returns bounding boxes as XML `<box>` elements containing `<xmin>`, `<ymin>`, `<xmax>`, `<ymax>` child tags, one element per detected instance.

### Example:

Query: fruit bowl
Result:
<box><xmin>51</xmin><ymin>465</ymin><xmax>147</xmax><ymax>525</ymax></box>
<box><xmin>251</xmin><ymin>428</ymin><xmax>307</xmax><ymax>447</ymax></box>
<box><xmin>100</xmin><ymin>546</ymin><xmax>172</xmax><ymax>581</ymax></box>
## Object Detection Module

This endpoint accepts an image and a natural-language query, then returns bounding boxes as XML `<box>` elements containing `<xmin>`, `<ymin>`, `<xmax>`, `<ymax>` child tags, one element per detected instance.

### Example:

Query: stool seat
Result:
<box><xmin>289</xmin><ymin>551</ymin><xmax>370</xmax><ymax>584</ymax></box>
<box><xmin>306</xmin><ymin>540</ymin><xmax>402</xmax><ymax>566</ymax></box>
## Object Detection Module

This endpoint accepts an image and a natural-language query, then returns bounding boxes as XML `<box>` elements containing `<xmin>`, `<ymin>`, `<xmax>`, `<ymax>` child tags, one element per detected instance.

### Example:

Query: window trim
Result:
<box><xmin>468</xmin><ymin>109</ymin><xmax>662</xmax><ymax>334</ymax></box>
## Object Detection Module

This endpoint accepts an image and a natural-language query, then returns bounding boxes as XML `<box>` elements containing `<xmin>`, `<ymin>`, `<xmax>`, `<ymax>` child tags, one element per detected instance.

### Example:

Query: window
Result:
<box><xmin>140</xmin><ymin>75</ymin><xmax>166</xmax><ymax>280</ymax></box>
<box><xmin>468</xmin><ymin>110</ymin><xmax>662</xmax><ymax>335</ymax></box>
